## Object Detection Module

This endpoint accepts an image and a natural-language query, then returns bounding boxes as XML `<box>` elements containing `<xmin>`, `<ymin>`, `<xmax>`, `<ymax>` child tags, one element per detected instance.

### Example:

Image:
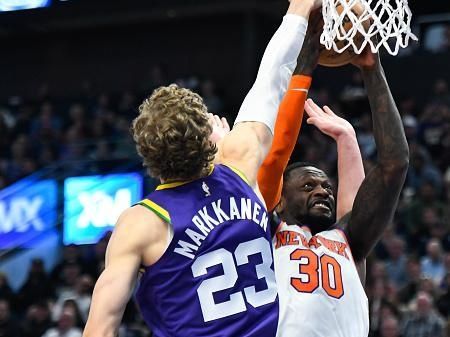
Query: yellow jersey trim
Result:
<box><xmin>156</xmin><ymin>165</ymin><xmax>215</xmax><ymax>190</ymax></box>
<box><xmin>138</xmin><ymin>199</ymin><xmax>171</xmax><ymax>224</ymax></box>
<box><xmin>155</xmin><ymin>180</ymin><xmax>191</xmax><ymax>190</ymax></box>
<box><xmin>223</xmin><ymin>164</ymin><xmax>250</xmax><ymax>185</ymax></box>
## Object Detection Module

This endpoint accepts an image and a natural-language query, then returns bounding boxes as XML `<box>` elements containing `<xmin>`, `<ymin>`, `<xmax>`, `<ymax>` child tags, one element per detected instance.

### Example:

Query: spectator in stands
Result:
<box><xmin>369</xmin><ymin>279</ymin><xmax>388</xmax><ymax>334</ymax></box>
<box><xmin>89</xmin><ymin>140</ymin><xmax>112</xmax><ymax>164</ymax></box>
<box><xmin>374</xmin><ymin>225</ymin><xmax>396</xmax><ymax>260</ymax></box>
<box><xmin>406</xmin><ymin>145</ymin><xmax>443</xmax><ymax>193</ymax></box>
<box><xmin>428</xmin><ymin>78</ymin><xmax>450</xmax><ymax>106</ymax></box>
<box><xmin>367</xmin><ymin>260</ymin><xmax>388</xmax><ymax>289</ymax></box>
<box><xmin>42</xmin><ymin>307</ymin><xmax>82</xmax><ymax>337</ymax></box>
<box><xmin>405</xmin><ymin>180</ymin><xmax>447</xmax><ymax>252</ymax></box>
<box><xmin>56</xmin><ymin>263</ymin><xmax>82</xmax><ymax>298</ymax></box>
<box><xmin>51</xmin><ymin>245</ymin><xmax>85</xmax><ymax>283</ymax></box>
<box><xmin>399</xmin><ymin>95</ymin><xmax>419</xmax><ymax>118</ymax></box>
<box><xmin>31</xmin><ymin>102</ymin><xmax>61</xmax><ymax>143</ymax></box>
<box><xmin>92</xmin><ymin>93</ymin><xmax>112</xmax><ymax>119</ymax></box>
<box><xmin>420</xmin><ymin>239</ymin><xmax>446</xmax><ymax>286</ymax></box>
<box><xmin>113</xmin><ymin>117</ymin><xmax>136</xmax><ymax>159</ymax></box>
<box><xmin>0</xmin><ymin>299</ymin><xmax>19</xmax><ymax>337</ymax></box>
<box><xmin>3</xmin><ymin>134</ymin><xmax>35</xmax><ymax>182</ymax></box>
<box><xmin>419</xmin><ymin>102</ymin><xmax>450</xmax><ymax>165</ymax></box>
<box><xmin>403</xmin><ymin>114</ymin><xmax>419</xmax><ymax>144</ymax></box>
<box><xmin>374</xmin><ymin>226</ymin><xmax>398</xmax><ymax>260</ymax></box>
<box><xmin>21</xmin><ymin>301</ymin><xmax>52</xmax><ymax>337</ymax></box>
<box><xmin>60</xmin><ymin>127</ymin><xmax>87</xmax><ymax>162</ymax></box>
<box><xmin>426</xmin><ymin>209</ymin><xmax>450</xmax><ymax>251</ymax></box>
<box><xmin>402</xmin><ymin>291</ymin><xmax>445</xmax><ymax>337</ymax></box>
<box><xmin>67</xmin><ymin>104</ymin><xmax>89</xmax><ymax>133</ymax></box>
<box><xmin>369</xmin><ymin>277</ymin><xmax>400</xmax><ymax>336</ymax></box>
<box><xmin>418</xmin><ymin>277</ymin><xmax>439</xmax><ymax>303</ymax></box>
<box><xmin>17</xmin><ymin>259</ymin><xmax>54</xmax><ymax>313</ymax></box>
<box><xmin>56</xmin><ymin>300</ymin><xmax>85</xmax><ymax>328</ymax></box>
<box><xmin>90</xmin><ymin>115</ymin><xmax>114</xmax><ymax>142</ymax></box>
<box><xmin>52</xmin><ymin>275</ymin><xmax>93</xmax><ymax>323</ymax></box>
<box><xmin>398</xmin><ymin>258</ymin><xmax>422</xmax><ymax>305</ymax></box>
<box><xmin>380</xmin><ymin>315</ymin><xmax>401</xmax><ymax>337</ymax></box>
<box><xmin>384</xmin><ymin>236</ymin><xmax>408</xmax><ymax>288</ymax></box>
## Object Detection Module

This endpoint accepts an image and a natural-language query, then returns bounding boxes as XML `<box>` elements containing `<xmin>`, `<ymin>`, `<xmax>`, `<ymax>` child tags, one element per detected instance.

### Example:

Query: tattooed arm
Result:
<box><xmin>344</xmin><ymin>52</ymin><xmax>409</xmax><ymax>263</ymax></box>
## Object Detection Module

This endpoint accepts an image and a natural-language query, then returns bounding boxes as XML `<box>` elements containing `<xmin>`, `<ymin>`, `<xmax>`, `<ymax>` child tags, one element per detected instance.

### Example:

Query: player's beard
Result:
<box><xmin>300</xmin><ymin>212</ymin><xmax>336</xmax><ymax>234</ymax></box>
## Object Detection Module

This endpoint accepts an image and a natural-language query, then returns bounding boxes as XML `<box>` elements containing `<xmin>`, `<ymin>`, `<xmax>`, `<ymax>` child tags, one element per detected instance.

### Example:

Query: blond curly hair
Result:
<box><xmin>131</xmin><ymin>84</ymin><xmax>217</xmax><ymax>181</ymax></box>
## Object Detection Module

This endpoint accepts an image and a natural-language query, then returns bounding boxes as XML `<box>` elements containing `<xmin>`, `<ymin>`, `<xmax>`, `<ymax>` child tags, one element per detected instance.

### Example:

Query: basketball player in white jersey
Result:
<box><xmin>272</xmin><ymin>47</ymin><xmax>409</xmax><ymax>336</ymax></box>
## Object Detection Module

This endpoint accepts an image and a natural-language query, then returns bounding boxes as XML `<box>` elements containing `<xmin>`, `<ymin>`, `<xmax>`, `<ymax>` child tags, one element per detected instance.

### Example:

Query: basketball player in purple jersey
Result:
<box><xmin>82</xmin><ymin>1</ymin><xmax>322</xmax><ymax>336</ymax></box>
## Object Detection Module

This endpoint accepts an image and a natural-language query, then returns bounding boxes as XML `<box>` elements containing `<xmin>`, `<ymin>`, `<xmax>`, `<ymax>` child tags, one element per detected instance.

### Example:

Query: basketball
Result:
<box><xmin>318</xmin><ymin>2</ymin><xmax>370</xmax><ymax>67</ymax></box>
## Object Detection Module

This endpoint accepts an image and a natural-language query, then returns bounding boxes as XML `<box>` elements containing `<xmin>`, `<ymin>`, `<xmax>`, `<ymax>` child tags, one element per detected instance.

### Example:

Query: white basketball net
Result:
<box><xmin>320</xmin><ymin>0</ymin><xmax>418</xmax><ymax>55</ymax></box>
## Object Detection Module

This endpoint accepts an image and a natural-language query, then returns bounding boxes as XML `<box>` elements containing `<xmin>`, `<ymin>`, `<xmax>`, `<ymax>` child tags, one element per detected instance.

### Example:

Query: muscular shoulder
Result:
<box><xmin>116</xmin><ymin>205</ymin><xmax>166</xmax><ymax>236</ymax></box>
<box><xmin>109</xmin><ymin>205</ymin><xmax>169</xmax><ymax>265</ymax></box>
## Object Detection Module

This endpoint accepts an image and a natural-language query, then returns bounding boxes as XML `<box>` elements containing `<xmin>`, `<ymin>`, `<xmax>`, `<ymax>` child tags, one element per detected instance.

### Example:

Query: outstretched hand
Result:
<box><xmin>304</xmin><ymin>98</ymin><xmax>355</xmax><ymax>140</ymax></box>
<box><xmin>208</xmin><ymin>113</ymin><xmax>230</xmax><ymax>143</ymax></box>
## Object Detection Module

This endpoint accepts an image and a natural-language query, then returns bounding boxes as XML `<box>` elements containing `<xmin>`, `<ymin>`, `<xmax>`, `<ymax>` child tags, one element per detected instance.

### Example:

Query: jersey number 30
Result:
<box><xmin>290</xmin><ymin>249</ymin><xmax>344</xmax><ymax>298</ymax></box>
<box><xmin>191</xmin><ymin>237</ymin><xmax>277</xmax><ymax>322</ymax></box>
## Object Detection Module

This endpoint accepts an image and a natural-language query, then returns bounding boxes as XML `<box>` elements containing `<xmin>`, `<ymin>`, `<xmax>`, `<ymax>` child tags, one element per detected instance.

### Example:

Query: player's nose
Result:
<box><xmin>312</xmin><ymin>185</ymin><xmax>330</xmax><ymax>197</ymax></box>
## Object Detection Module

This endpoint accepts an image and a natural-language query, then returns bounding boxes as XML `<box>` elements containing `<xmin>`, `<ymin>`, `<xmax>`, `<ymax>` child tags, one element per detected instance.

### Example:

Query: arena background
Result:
<box><xmin>0</xmin><ymin>0</ymin><xmax>449</xmax><ymax>336</ymax></box>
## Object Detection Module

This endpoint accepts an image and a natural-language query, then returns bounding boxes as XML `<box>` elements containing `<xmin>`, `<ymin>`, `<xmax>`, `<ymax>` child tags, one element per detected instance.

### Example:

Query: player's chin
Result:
<box><xmin>306</xmin><ymin>209</ymin><xmax>335</xmax><ymax>227</ymax></box>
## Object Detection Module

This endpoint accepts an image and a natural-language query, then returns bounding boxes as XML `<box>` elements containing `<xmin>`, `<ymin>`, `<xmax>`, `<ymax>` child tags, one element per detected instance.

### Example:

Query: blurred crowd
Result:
<box><xmin>0</xmin><ymin>60</ymin><xmax>449</xmax><ymax>337</ymax></box>
<box><xmin>0</xmin><ymin>65</ymin><xmax>225</xmax><ymax>189</ymax></box>
<box><xmin>0</xmin><ymin>234</ymin><xmax>148</xmax><ymax>337</ymax></box>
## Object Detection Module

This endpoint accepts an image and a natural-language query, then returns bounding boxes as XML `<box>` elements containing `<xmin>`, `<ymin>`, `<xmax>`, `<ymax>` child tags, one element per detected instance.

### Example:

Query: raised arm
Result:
<box><xmin>257</xmin><ymin>12</ymin><xmax>322</xmax><ymax>211</ymax></box>
<box><xmin>219</xmin><ymin>0</ymin><xmax>320</xmax><ymax>187</ymax></box>
<box><xmin>345</xmin><ymin>53</ymin><xmax>409</xmax><ymax>262</ymax></box>
<box><xmin>83</xmin><ymin>207</ymin><xmax>166</xmax><ymax>337</ymax></box>
<box><xmin>304</xmin><ymin>99</ymin><xmax>365</xmax><ymax>219</ymax></box>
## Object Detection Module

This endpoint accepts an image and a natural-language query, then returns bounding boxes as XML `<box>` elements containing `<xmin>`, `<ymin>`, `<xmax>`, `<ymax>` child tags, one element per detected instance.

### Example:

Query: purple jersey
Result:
<box><xmin>135</xmin><ymin>165</ymin><xmax>279</xmax><ymax>337</ymax></box>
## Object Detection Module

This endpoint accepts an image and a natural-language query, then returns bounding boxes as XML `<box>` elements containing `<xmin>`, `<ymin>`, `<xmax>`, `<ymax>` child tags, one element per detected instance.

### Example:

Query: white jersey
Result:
<box><xmin>274</xmin><ymin>222</ymin><xmax>369</xmax><ymax>337</ymax></box>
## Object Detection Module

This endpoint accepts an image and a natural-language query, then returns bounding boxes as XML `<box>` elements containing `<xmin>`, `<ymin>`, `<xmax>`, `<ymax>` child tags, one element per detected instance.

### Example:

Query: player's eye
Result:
<box><xmin>323</xmin><ymin>184</ymin><xmax>333</xmax><ymax>193</ymax></box>
<box><xmin>302</xmin><ymin>183</ymin><xmax>313</xmax><ymax>191</ymax></box>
